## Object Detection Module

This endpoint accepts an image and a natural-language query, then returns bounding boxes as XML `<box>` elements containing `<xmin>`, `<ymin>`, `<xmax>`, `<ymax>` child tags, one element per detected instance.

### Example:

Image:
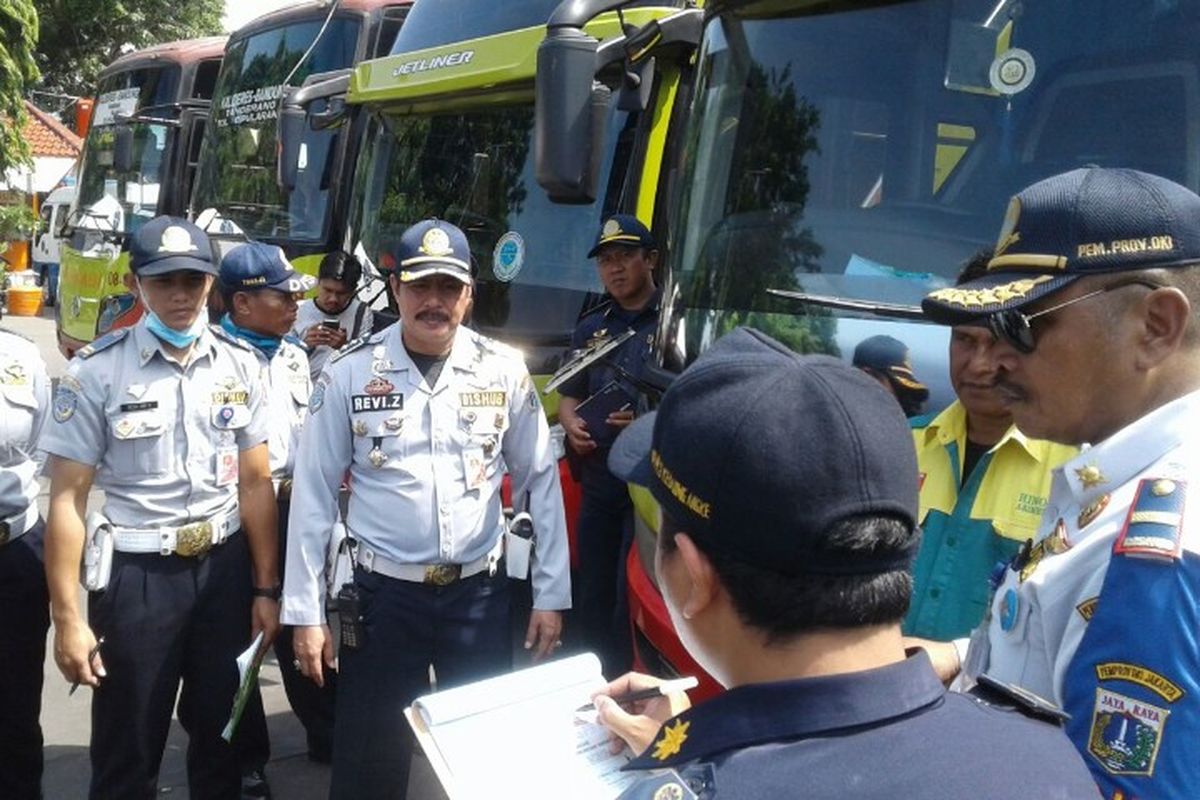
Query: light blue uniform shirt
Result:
<box><xmin>282</xmin><ymin>323</ymin><xmax>571</xmax><ymax>625</ymax></box>
<box><xmin>41</xmin><ymin>320</ymin><xmax>269</xmax><ymax>529</ymax></box>
<box><xmin>0</xmin><ymin>330</ymin><xmax>50</xmax><ymax>519</ymax></box>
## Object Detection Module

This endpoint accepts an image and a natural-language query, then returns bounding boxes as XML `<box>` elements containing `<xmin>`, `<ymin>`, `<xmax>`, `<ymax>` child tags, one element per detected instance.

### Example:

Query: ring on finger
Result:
<box><xmin>293</xmin><ymin>659</ymin><xmax>303</xmax><ymax>670</ymax></box>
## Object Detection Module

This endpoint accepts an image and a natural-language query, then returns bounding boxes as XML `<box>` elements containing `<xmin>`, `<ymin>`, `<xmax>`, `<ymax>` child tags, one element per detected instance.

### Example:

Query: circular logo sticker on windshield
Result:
<box><xmin>989</xmin><ymin>48</ymin><xmax>1036</xmax><ymax>96</ymax></box>
<box><xmin>493</xmin><ymin>232</ymin><xmax>526</xmax><ymax>283</ymax></box>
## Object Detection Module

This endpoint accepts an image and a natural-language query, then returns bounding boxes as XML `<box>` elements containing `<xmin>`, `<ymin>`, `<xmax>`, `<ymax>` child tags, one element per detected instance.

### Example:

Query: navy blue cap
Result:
<box><xmin>587</xmin><ymin>214</ymin><xmax>656</xmax><ymax>258</ymax></box>
<box><xmin>395</xmin><ymin>219</ymin><xmax>472</xmax><ymax>284</ymax></box>
<box><xmin>219</xmin><ymin>241</ymin><xmax>316</xmax><ymax>294</ymax></box>
<box><xmin>129</xmin><ymin>216</ymin><xmax>216</xmax><ymax>276</ymax></box>
<box><xmin>924</xmin><ymin>168</ymin><xmax>1200</xmax><ymax>323</ymax></box>
<box><xmin>608</xmin><ymin>328</ymin><xmax>919</xmax><ymax>576</ymax></box>
<box><xmin>852</xmin><ymin>335</ymin><xmax>929</xmax><ymax>397</ymax></box>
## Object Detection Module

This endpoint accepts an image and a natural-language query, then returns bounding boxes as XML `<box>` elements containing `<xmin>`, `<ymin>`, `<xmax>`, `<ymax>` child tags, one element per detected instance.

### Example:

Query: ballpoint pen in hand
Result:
<box><xmin>576</xmin><ymin>676</ymin><xmax>699</xmax><ymax>712</ymax></box>
<box><xmin>69</xmin><ymin>637</ymin><xmax>105</xmax><ymax>696</ymax></box>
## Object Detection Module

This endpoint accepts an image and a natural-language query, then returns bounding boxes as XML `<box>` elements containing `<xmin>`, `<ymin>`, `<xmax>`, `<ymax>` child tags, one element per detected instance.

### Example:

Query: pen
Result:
<box><xmin>576</xmin><ymin>676</ymin><xmax>699</xmax><ymax>712</ymax></box>
<box><xmin>69</xmin><ymin>637</ymin><xmax>105</xmax><ymax>696</ymax></box>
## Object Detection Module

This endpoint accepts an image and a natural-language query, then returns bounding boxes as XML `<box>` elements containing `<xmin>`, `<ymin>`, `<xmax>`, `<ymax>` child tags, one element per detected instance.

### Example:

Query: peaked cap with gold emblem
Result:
<box><xmin>395</xmin><ymin>219</ymin><xmax>473</xmax><ymax>284</ymax></box>
<box><xmin>129</xmin><ymin>215</ymin><xmax>217</xmax><ymax>277</ymax></box>
<box><xmin>923</xmin><ymin>168</ymin><xmax>1200</xmax><ymax>324</ymax></box>
<box><xmin>587</xmin><ymin>213</ymin><xmax>656</xmax><ymax>258</ymax></box>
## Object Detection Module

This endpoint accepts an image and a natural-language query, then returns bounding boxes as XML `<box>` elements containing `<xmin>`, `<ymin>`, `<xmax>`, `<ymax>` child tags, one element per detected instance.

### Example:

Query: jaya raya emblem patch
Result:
<box><xmin>1087</xmin><ymin>688</ymin><xmax>1169</xmax><ymax>776</ymax></box>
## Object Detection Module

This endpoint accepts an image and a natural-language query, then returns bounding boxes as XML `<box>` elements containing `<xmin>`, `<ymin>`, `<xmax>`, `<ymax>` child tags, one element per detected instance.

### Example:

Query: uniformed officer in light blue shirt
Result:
<box><xmin>0</xmin><ymin>328</ymin><xmax>52</xmax><ymax>800</ymax></box>
<box><xmin>284</xmin><ymin>218</ymin><xmax>572</xmax><ymax>800</ymax></box>
<box><xmin>42</xmin><ymin>216</ymin><xmax>281</xmax><ymax>799</ymax></box>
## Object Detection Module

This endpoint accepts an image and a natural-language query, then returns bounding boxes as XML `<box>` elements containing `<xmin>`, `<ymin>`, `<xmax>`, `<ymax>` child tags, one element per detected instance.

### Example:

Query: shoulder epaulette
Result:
<box><xmin>970</xmin><ymin>673</ymin><xmax>1068</xmax><ymax>725</ymax></box>
<box><xmin>77</xmin><ymin>328</ymin><xmax>130</xmax><ymax>359</ymax></box>
<box><xmin>0</xmin><ymin>326</ymin><xmax>34</xmax><ymax>344</ymax></box>
<box><xmin>329</xmin><ymin>335</ymin><xmax>372</xmax><ymax>363</ymax></box>
<box><xmin>475</xmin><ymin>333</ymin><xmax>523</xmax><ymax>362</ymax></box>
<box><xmin>210</xmin><ymin>324</ymin><xmax>255</xmax><ymax>352</ymax></box>
<box><xmin>1114</xmin><ymin>477</ymin><xmax>1186</xmax><ymax>561</ymax></box>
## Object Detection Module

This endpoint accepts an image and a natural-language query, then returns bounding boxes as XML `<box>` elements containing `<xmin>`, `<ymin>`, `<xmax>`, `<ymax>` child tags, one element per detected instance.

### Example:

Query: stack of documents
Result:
<box><xmin>407</xmin><ymin>653</ymin><xmax>638</xmax><ymax>799</ymax></box>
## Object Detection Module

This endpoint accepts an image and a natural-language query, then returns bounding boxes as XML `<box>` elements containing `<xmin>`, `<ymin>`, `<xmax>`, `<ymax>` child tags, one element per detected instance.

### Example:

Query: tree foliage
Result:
<box><xmin>0</xmin><ymin>0</ymin><xmax>40</xmax><ymax>173</ymax></box>
<box><xmin>33</xmin><ymin>0</ymin><xmax>224</xmax><ymax>99</ymax></box>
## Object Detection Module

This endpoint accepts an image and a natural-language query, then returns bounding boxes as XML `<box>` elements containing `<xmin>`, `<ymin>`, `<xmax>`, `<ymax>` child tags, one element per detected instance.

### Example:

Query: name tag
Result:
<box><xmin>459</xmin><ymin>391</ymin><xmax>506</xmax><ymax>407</ymax></box>
<box><xmin>352</xmin><ymin>394</ymin><xmax>404</xmax><ymax>413</ymax></box>
<box><xmin>212</xmin><ymin>390</ymin><xmax>249</xmax><ymax>405</ymax></box>
<box><xmin>120</xmin><ymin>401</ymin><xmax>159</xmax><ymax>412</ymax></box>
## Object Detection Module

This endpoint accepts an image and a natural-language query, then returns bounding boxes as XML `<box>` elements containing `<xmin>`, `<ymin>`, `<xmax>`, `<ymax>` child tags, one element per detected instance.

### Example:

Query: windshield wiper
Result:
<box><xmin>766</xmin><ymin>288</ymin><xmax>926</xmax><ymax>321</ymax></box>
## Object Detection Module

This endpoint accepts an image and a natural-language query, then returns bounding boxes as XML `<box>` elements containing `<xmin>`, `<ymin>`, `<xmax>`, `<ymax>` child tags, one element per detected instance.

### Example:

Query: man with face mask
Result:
<box><xmin>42</xmin><ymin>216</ymin><xmax>281</xmax><ymax>799</ymax></box>
<box><xmin>283</xmin><ymin>219</ymin><xmax>571</xmax><ymax>799</ymax></box>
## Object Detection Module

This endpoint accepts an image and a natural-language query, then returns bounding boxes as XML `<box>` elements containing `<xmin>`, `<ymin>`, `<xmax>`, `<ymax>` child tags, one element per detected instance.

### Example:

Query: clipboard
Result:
<box><xmin>575</xmin><ymin>380</ymin><xmax>634</xmax><ymax>448</ymax></box>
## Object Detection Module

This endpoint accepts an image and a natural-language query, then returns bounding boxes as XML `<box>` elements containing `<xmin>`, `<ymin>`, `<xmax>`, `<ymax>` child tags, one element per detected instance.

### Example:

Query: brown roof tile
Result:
<box><xmin>22</xmin><ymin>101</ymin><xmax>83</xmax><ymax>158</ymax></box>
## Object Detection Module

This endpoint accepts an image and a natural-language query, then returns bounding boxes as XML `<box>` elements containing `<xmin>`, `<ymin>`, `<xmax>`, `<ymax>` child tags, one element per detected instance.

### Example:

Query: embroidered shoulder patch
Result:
<box><xmin>1114</xmin><ymin>478</ymin><xmax>1185</xmax><ymax>561</ymax></box>
<box><xmin>1087</xmin><ymin>688</ymin><xmax>1169</xmax><ymax>776</ymax></box>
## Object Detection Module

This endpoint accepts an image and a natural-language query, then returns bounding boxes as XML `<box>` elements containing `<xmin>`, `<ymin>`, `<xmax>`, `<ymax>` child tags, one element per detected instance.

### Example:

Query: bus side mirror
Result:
<box><xmin>535</xmin><ymin>29</ymin><xmax>607</xmax><ymax>204</ymax></box>
<box><xmin>113</xmin><ymin>125</ymin><xmax>134</xmax><ymax>173</ymax></box>
<box><xmin>277</xmin><ymin>91</ymin><xmax>305</xmax><ymax>193</ymax></box>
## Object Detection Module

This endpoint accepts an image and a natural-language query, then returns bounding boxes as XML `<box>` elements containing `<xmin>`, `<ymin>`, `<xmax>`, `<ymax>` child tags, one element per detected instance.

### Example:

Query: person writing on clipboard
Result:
<box><xmin>557</xmin><ymin>214</ymin><xmax>660</xmax><ymax>678</ymax></box>
<box><xmin>594</xmin><ymin>328</ymin><xmax>1096</xmax><ymax>800</ymax></box>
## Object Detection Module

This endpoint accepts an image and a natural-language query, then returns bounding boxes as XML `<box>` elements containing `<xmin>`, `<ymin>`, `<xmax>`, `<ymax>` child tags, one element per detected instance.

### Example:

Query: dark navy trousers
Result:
<box><xmin>87</xmin><ymin>530</ymin><xmax>253</xmax><ymax>800</ymax></box>
<box><xmin>0</xmin><ymin>518</ymin><xmax>49</xmax><ymax>800</ymax></box>
<box><xmin>329</xmin><ymin>567</ymin><xmax>512</xmax><ymax>800</ymax></box>
<box><xmin>237</xmin><ymin>496</ymin><xmax>337</xmax><ymax>768</ymax></box>
<box><xmin>572</xmin><ymin>456</ymin><xmax>634</xmax><ymax>677</ymax></box>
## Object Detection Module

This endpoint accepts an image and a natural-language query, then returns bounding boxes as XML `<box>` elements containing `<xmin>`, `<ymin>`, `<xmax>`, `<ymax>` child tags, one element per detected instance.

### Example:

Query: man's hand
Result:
<box><xmin>294</xmin><ymin>624</ymin><xmax>336</xmax><ymax>687</ymax></box>
<box><xmin>251</xmin><ymin>597</ymin><xmax>281</xmax><ymax>649</ymax></box>
<box><xmin>902</xmin><ymin>636</ymin><xmax>962</xmax><ymax>684</ymax></box>
<box><xmin>524</xmin><ymin>610</ymin><xmax>563</xmax><ymax>662</ymax></box>
<box><xmin>54</xmin><ymin>619</ymin><xmax>105</xmax><ymax>688</ymax></box>
<box><xmin>593</xmin><ymin>672</ymin><xmax>692</xmax><ymax>756</ymax></box>
<box><xmin>562</xmin><ymin>415</ymin><xmax>596</xmax><ymax>455</ymax></box>
<box><xmin>605</xmin><ymin>409</ymin><xmax>635</xmax><ymax>430</ymax></box>
<box><xmin>327</xmin><ymin>327</ymin><xmax>349</xmax><ymax>349</ymax></box>
<box><xmin>302</xmin><ymin>325</ymin><xmax>331</xmax><ymax>349</ymax></box>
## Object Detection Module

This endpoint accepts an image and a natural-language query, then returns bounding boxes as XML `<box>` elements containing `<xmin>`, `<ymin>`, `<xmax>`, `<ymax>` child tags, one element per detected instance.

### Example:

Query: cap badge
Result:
<box><xmin>602</xmin><ymin>219</ymin><xmax>621</xmax><ymax>237</ymax></box>
<box><xmin>420</xmin><ymin>227</ymin><xmax>453</xmax><ymax>257</ymax></box>
<box><xmin>158</xmin><ymin>225</ymin><xmax>198</xmax><ymax>254</ymax></box>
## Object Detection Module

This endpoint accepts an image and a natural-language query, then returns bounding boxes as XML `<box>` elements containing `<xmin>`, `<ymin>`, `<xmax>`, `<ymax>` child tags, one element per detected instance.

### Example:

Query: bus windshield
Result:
<box><xmin>76</xmin><ymin>66</ymin><xmax>181</xmax><ymax>236</ymax></box>
<box><xmin>352</xmin><ymin>104</ymin><xmax>633</xmax><ymax>372</ymax></box>
<box><xmin>663</xmin><ymin>0</ymin><xmax>1200</xmax><ymax>406</ymax></box>
<box><xmin>193</xmin><ymin>15</ymin><xmax>360</xmax><ymax>242</ymax></box>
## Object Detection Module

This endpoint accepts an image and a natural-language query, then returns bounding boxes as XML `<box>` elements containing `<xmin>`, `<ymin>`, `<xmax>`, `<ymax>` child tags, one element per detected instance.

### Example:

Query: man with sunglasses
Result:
<box><xmin>919</xmin><ymin>168</ymin><xmax>1200</xmax><ymax>799</ymax></box>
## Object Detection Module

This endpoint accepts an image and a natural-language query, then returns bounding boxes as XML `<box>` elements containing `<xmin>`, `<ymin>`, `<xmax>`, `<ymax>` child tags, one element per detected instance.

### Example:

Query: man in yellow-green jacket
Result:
<box><xmin>904</xmin><ymin>255</ymin><xmax>1076</xmax><ymax>643</ymax></box>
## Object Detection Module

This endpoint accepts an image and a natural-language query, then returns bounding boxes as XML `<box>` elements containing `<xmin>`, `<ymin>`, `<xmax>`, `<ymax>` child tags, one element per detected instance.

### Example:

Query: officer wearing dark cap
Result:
<box><xmin>217</xmin><ymin>241</ymin><xmax>318</xmax><ymax>794</ymax></box>
<box><xmin>852</xmin><ymin>333</ymin><xmax>929</xmax><ymax>416</ymax></box>
<box><xmin>917</xmin><ymin>168</ymin><xmax>1200</xmax><ymax>798</ymax></box>
<box><xmin>283</xmin><ymin>219</ymin><xmax>571</xmax><ymax>799</ymax></box>
<box><xmin>42</xmin><ymin>216</ymin><xmax>281</xmax><ymax>799</ymax></box>
<box><xmin>592</xmin><ymin>327</ymin><xmax>1096</xmax><ymax>799</ymax></box>
<box><xmin>558</xmin><ymin>213</ymin><xmax>659</xmax><ymax>675</ymax></box>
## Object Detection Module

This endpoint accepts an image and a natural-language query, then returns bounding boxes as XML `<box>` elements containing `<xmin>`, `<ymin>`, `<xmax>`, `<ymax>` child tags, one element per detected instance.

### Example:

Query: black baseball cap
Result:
<box><xmin>587</xmin><ymin>214</ymin><xmax>656</xmax><ymax>258</ymax></box>
<box><xmin>923</xmin><ymin>168</ymin><xmax>1200</xmax><ymax>323</ymax></box>
<box><xmin>219</xmin><ymin>241</ymin><xmax>317</xmax><ymax>294</ymax></box>
<box><xmin>129</xmin><ymin>216</ymin><xmax>216</xmax><ymax>277</ymax></box>
<box><xmin>608</xmin><ymin>328</ymin><xmax>919</xmax><ymax>576</ymax></box>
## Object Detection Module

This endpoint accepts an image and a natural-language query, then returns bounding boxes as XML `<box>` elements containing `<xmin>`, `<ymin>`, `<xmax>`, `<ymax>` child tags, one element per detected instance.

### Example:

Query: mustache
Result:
<box><xmin>992</xmin><ymin>377</ymin><xmax>1029</xmax><ymax>403</ymax></box>
<box><xmin>416</xmin><ymin>309</ymin><xmax>450</xmax><ymax>323</ymax></box>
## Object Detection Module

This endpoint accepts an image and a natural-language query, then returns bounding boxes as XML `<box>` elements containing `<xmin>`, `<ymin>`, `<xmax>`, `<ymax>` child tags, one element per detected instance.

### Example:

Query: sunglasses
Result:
<box><xmin>987</xmin><ymin>278</ymin><xmax>1163</xmax><ymax>353</ymax></box>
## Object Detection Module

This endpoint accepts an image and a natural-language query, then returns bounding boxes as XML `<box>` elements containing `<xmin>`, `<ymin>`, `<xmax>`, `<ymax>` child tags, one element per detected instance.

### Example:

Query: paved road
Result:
<box><xmin>4</xmin><ymin>307</ymin><xmax>446</xmax><ymax>799</ymax></box>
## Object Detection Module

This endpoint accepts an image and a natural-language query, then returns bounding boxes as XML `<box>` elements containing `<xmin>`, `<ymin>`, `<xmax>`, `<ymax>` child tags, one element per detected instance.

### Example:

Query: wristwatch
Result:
<box><xmin>252</xmin><ymin>585</ymin><xmax>282</xmax><ymax>601</ymax></box>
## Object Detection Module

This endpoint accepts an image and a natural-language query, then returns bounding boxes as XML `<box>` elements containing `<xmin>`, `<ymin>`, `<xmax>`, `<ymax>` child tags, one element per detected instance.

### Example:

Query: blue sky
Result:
<box><xmin>223</xmin><ymin>0</ymin><xmax>302</xmax><ymax>33</ymax></box>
